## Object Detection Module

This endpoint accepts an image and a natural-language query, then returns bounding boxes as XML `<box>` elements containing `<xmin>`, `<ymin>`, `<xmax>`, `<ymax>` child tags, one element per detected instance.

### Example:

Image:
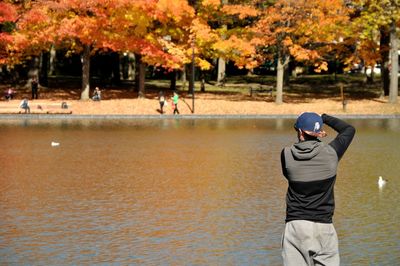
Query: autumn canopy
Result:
<box><xmin>0</xmin><ymin>0</ymin><xmax>399</xmax><ymax>103</ymax></box>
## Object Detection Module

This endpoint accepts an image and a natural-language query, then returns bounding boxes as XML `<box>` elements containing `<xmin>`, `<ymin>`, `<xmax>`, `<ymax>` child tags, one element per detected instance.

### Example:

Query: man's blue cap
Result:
<box><xmin>294</xmin><ymin>112</ymin><xmax>323</xmax><ymax>133</ymax></box>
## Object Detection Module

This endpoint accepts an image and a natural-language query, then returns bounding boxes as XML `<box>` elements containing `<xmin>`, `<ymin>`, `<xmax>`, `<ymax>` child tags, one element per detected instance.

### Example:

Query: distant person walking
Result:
<box><xmin>172</xmin><ymin>91</ymin><xmax>179</xmax><ymax>115</ymax></box>
<box><xmin>92</xmin><ymin>87</ymin><xmax>101</xmax><ymax>101</ymax></box>
<box><xmin>159</xmin><ymin>91</ymin><xmax>166</xmax><ymax>114</ymax></box>
<box><xmin>280</xmin><ymin>113</ymin><xmax>355</xmax><ymax>266</ymax></box>
<box><xmin>31</xmin><ymin>76</ymin><xmax>39</xmax><ymax>99</ymax></box>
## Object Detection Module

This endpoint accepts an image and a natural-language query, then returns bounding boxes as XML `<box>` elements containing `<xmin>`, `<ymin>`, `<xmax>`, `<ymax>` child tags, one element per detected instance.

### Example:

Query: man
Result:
<box><xmin>172</xmin><ymin>91</ymin><xmax>179</xmax><ymax>115</ymax></box>
<box><xmin>92</xmin><ymin>87</ymin><xmax>101</xmax><ymax>101</ymax></box>
<box><xmin>19</xmin><ymin>98</ymin><xmax>30</xmax><ymax>113</ymax></box>
<box><xmin>281</xmin><ymin>113</ymin><xmax>355</xmax><ymax>266</ymax></box>
<box><xmin>158</xmin><ymin>91</ymin><xmax>166</xmax><ymax>114</ymax></box>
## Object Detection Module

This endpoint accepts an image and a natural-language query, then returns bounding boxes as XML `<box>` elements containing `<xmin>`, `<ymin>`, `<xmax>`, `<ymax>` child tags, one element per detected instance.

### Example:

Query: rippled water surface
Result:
<box><xmin>0</xmin><ymin>118</ymin><xmax>399</xmax><ymax>265</ymax></box>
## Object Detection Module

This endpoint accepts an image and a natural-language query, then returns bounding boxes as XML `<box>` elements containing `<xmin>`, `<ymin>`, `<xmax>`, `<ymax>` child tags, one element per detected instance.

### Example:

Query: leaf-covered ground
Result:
<box><xmin>1</xmin><ymin>85</ymin><xmax>399</xmax><ymax>116</ymax></box>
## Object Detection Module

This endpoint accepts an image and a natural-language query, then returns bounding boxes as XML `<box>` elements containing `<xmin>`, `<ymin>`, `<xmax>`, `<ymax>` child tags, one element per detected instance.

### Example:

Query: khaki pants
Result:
<box><xmin>282</xmin><ymin>220</ymin><xmax>340</xmax><ymax>266</ymax></box>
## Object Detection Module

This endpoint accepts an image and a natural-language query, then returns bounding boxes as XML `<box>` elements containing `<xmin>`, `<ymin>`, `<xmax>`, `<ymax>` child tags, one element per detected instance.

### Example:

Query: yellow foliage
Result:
<box><xmin>201</xmin><ymin>0</ymin><xmax>220</xmax><ymax>9</ymax></box>
<box><xmin>282</xmin><ymin>37</ymin><xmax>293</xmax><ymax>47</ymax></box>
<box><xmin>314</xmin><ymin>61</ymin><xmax>328</xmax><ymax>73</ymax></box>
<box><xmin>156</xmin><ymin>0</ymin><xmax>194</xmax><ymax>23</ymax></box>
<box><xmin>222</xmin><ymin>5</ymin><xmax>259</xmax><ymax>19</ymax></box>
<box><xmin>197</xmin><ymin>58</ymin><xmax>212</xmax><ymax>70</ymax></box>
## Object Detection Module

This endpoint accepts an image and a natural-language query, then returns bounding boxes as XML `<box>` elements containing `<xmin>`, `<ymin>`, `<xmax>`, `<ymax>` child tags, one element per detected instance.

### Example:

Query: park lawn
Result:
<box><xmin>1</xmin><ymin>74</ymin><xmax>399</xmax><ymax>116</ymax></box>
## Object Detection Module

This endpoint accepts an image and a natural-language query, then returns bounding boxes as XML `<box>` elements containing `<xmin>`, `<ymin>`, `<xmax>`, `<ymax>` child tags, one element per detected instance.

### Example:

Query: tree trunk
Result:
<box><xmin>127</xmin><ymin>52</ymin><xmax>135</xmax><ymax>80</ymax></box>
<box><xmin>49</xmin><ymin>45</ymin><xmax>56</xmax><ymax>76</ymax></box>
<box><xmin>111</xmin><ymin>52</ymin><xmax>121</xmax><ymax>85</ymax></box>
<box><xmin>26</xmin><ymin>56</ymin><xmax>40</xmax><ymax>89</ymax></box>
<box><xmin>188</xmin><ymin>63</ymin><xmax>194</xmax><ymax>94</ymax></box>
<box><xmin>81</xmin><ymin>44</ymin><xmax>91</xmax><ymax>100</ymax></box>
<box><xmin>28</xmin><ymin>56</ymin><xmax>40</xmax><ymax>79</ymax></box>
<box><xmin>217</xmin><ymin>58</ymin><xmax>226</xmax><ymax>85</ymax></box>
<box><xmin>135</xmin><ymin>54</ymin><xmax>146</xmax><ymax>98</ymax></box>
<box><xmin>138</xmin><ymin>62</ymin><xmax>145</xmax><ymax>98</ymax></box>
<box><xmin>134</xmin><ymin>53</ymin><xmax>140</xmax><ymax>92</ymax></box>
<box><xmin>40</xmin><ymin>52</ymin><xmax>49</xmax><ymax>87</ymax></box>
<box><xmin>200</xmin><ymin>71</ymin><xmax>205</xmax><ymax>92</ymax></box>
<box><xmin>380</xmin><ymin>27</ymin><xmax>390</xmax><ymax>96</ymax></box>
<box><xmin>389</xmin><ymin>22</ymin><xmax>398</xmax><ymax>103</ymax></box>
<box><xmin>276</xmin><ymin>54</ymin><xmax>289</xmax><ymax>104</ymax></box>
<box><xmin>284</xmin><ymin>61</ymin><xmax>290</xmax><ymax>86</ymax></box>
<box><xmin>170</xmin><ymin>70</ymin><xmax>176</xmax><ymax>91</ymax></box>
<box><xmin>181</xmin><ymin>68</ymin><xmax>187</xmax><ymax>90</ymax></box>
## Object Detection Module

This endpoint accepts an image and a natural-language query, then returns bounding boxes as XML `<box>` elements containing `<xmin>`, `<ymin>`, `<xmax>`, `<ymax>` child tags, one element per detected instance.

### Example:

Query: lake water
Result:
<box><xmin>0</xmin><ymin>118</ymin><xmax>399</xmax><ymax>265</ymax></box>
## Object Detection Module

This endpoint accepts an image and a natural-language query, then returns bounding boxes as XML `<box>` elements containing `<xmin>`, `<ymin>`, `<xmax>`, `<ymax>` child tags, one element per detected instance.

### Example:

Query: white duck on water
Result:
<box><xmin>51</xmin><ymin>141</ymin><xmax>60</xmax><ymax>147</ymax></box>
<box><xmin>378</xmin><ymin>176</ymin><xmax>387</xmax><ymax>188</ymax></box>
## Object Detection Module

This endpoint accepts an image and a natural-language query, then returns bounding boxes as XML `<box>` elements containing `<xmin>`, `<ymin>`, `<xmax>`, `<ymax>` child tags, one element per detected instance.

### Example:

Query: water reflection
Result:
<box><xmin>0</xmin><ymin>118</ymin><xmax>399</xmax><ymax>265</ymax></box>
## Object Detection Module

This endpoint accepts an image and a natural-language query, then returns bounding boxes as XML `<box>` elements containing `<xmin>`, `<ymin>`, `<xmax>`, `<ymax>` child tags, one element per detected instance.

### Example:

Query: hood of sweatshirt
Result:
<box><xmin>290</xmin><ymin>140</ymin><xmax>323</xmax><ymax>160</ymax></box>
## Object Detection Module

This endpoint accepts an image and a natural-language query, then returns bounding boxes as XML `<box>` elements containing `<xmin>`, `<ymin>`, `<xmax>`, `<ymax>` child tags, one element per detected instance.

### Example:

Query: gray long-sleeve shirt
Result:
<box><xmin>281</xmin><ymin>114</ymin><xmax>356</xmax><ymax>223</ymax></box>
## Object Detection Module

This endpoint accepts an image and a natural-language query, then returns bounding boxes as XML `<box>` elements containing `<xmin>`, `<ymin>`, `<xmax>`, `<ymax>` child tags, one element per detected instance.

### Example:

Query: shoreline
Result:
<box><xmin>1</xmin><ymin>113</ymin><xmax>400</xmax><ymax>120</ymax></box>
<box><xmin>1</xmin><ymin>96</ymin><xmax>400</xmax><ymax>119</ymax></box>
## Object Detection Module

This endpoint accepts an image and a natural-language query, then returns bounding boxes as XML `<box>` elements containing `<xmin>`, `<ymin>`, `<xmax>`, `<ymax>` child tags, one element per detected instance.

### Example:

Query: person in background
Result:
<box><xmin>31</xmin><ymin>76</ymin><xmax>39</xmax><ymax>99</ymax></box>
<box><xmin>172</xmin><ymin>91</ymin><xmax>179</xmax><ymax>115</ymax></box>
<box><xmin>19</xmin><ymin>98</ymin><xmax>30</xmax><ymax>113</ymax></box>
<box><xmin>280</xmin><ymin>112</ymin><xmax>355</xmax><ymax>266</ymax></box>
<box><xmin>5</xmin><ymin>88</ymin><xmax>15</xmax><ymax>100</ymax></box>
<box><xmin>92</xmin><ymin>87</ymin><xmax>101</xmax><ymax>101</ymax></box>
<box><xmin>158</xmin><ymin>91</ymin><xmax>166</xmax><ymax>114</ymax></box>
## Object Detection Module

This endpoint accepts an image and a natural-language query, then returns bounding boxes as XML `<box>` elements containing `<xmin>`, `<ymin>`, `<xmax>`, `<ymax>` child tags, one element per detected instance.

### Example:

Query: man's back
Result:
<box><xmin>281</xmin><ymin>113</ymin><xmax>355</xmax><ymax>266</ymax></box>
<box><xmin>281</xmin><ymin>114</ymin><xmax>355</xmax><ymax>223</ymax></box>
<box><xmin>282</xmin><ymin>140</ymin><xmax>338</xmax><ymax>223</ymax></box>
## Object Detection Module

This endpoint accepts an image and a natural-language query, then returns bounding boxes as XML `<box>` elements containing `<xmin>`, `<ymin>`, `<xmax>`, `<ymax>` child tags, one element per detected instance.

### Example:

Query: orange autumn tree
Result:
<box><xmin>11</xmin><ymin>0</ymin><xmax>262</xmax><ymax>100</ymax></box>
<box><xmin>1</xmin><ymin>1</ymin><xmax>54</xmax><ymax>83</ymax></box>
<box><xmin>254</xmin><ymin>0</ymin><xmax>349</xmax><ymax>104</ymax></box>
<box><xmin>0</xmin><ymin>1</ymin><xmax>18</xmax><ymax>65</ymax></box>
<box><xmin>14</xmin><ymin>0</ymin><xmax>122</xmax><ymax>99</ymax></box>
<box><xmin>132</xmin><ymin>0</ymin><xmax>195</xmax><ymax>95</ymax></box>
<box><xmin>135</xmin><ymin>0</ymin><xmax>261</xmax><ymax>98</ymax></box>
<box><xmin>134</xmin><ymin>0</ymin><xmax>260</xmax><ymax>94</ymax></box>
<box><xmin>154</xmin><ymin>0</ymin><xmax>266</xmax><ymax>95</ymax></box>
<box><xmin>146</xmin><ymin>0</ymin><xmax>194</xmax><ymax>68</ymax></box>
<box><xmin>15</xmin><ymin>0</ymin><xmax>182</xmax><ymax>99</ymax></box>
<box><xmin>50</xmin><ymin>0</ymin><xmax>162</xmax><ymax>100</ymax></box>
<box><xmin>10</xmin><ymin>0</ymin><xmax>57</xmax><ymax>75</ymax></box>
<box><xmin>179</xmin><ymin>0</ymin><xmax>259</xmax><ymax>92</ymax></box>
<box><xmin>204</xmin><ymin>0</ymin><xmax>260</xmax><ymax>68</ymax></box>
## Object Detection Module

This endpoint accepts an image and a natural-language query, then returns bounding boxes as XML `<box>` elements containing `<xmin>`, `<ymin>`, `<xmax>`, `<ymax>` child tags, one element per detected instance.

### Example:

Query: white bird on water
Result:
<box><xmin>378</xmin><ymin>176</ymin><xmax>387</xmax><ymax>188</ymax></box>
<box><xmin>51</xmin><ymin>141</ymin><xmax>60</xmax><ymax>147</ymax></box>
